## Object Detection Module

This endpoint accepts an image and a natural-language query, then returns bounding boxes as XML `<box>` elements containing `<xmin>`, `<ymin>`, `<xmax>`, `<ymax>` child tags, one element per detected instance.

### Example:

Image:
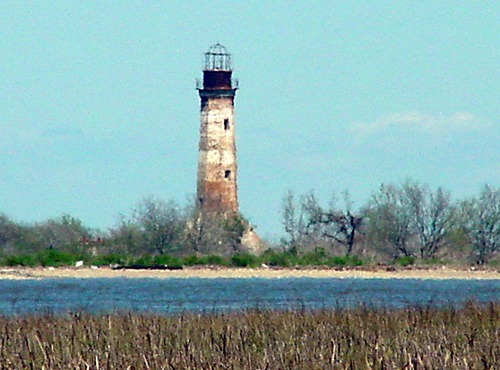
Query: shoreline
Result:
<box><xmin>0</xmin><ymin>266</ymin><xmax>498</xmax><ymax>280</ymax></box>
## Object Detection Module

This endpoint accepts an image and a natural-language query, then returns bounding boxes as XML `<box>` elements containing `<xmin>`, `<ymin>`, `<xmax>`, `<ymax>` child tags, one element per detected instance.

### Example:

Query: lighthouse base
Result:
<box><xmin>241</xmin><ymin>226</ymin><xmax>266</xmax><ymax>255</ymax></box>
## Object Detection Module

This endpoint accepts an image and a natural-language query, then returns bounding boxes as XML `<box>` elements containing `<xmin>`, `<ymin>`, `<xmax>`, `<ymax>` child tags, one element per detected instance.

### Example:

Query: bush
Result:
<box><xmin>0</xmin><ymin>250</ymin><xmax>82</xmax><ymax>267</ymax></box>
<box><xmin>91</xmin><ymin>254</ymin><xmax>128</xmax><ymax>266</ymax></box>
<box><xmin>231</xmin><ymin>253</ymin><xmax>259</xmax><ymax>268</ymax></box>
<box><xmin>300</xmin><ymin>248</ymin><xmax>328</xmax><ymax>266</ymax></box>
<box><xmin>261</xmin><ymin>251</ymin><xmax>294</xmax><ymax>267</ymax></box>
<box><xmin>420</xmin><ymin>257</ymin><xmax>445</xmax><ymax>265</ymax></box>
<box><xmin>345</xmin><ymin>255</ymin><xmax>363</xmax><ymax>266</ymax></box>
<box><xmin>183</xmin><ymin>255</ymin><xmax>203</xmax><ymax>266</ymax></box>
<box><xmin>1</xmin><ymin>254</ymin><xmax>37</xmax><ymax>267</ymax></box>
<box><xmin>131</xmin><ymin>255</ymin><xmax>153</xmax><ymax>267</ymax></box>
<box><xmin>327</xmin><ymin>255</ymin><xmax>363</xmax><ymax>267</ymax></box>
<box><xmin>153</xmin><ymin>254</ymin><xmax>183</xmax><ymax>268</ymax></box>
<box><xmin>487</xmin><ymin>257</ymin><xmax>500</xmax><ymax>268</ymax></box>
<box><xmin>259</xmin><ymin>249</ymin><xmax>364</xmax><ymax>268</ymax></box>
<box><xmin>394</xmin><ymin>256</ymin><xmax>416</xmax><ymax>267</ymax></box>
<box><xmin>200</xmin><ymin>255</ymin><xmax>228</xmax><ymax>266</ymax></box>
<box><xmin>36</xmin><ymin>249</ymin><xmax>80</xmax><ymax>267</ymax></box>
<box><xmin>178</xmin><ymin>255</ymin><xmax>230</xmax><ymax>267</ymax></box>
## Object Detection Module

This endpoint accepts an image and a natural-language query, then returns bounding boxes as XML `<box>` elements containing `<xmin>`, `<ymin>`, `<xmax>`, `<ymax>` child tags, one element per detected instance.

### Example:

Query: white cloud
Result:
<box><xmin>350</xmin><ymin>111</ymin><xmax>487</xmax><ymax>138</ymax></box>
<box><xmin>0</xmin><ymin>122</ymin><xmax>88</xmax><ymax>154</ymax></box>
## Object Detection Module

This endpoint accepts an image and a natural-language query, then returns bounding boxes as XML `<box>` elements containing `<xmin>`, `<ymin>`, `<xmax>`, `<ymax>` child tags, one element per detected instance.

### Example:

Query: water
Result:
<box><xmin>0</xmin><ymin>278</ymin><xmax>498</xmax><ymax>315</ymax></box>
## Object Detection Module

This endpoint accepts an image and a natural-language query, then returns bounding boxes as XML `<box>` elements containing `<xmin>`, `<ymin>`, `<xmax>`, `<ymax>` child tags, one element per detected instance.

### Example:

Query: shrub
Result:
<box><xmin>327</xmin><ymin>256</ymin><xmax>346</xmax><ymax>266</ymax></box>
<box><xmin>36</xmin><ymin>249</ymin><xmax>80</xmax><ymax>267</ymax></box>
<box><xmin>262</xmin><ymin>251</ymin><xmax>294</xmax><ymax>267</ymax></box>
<box><xmin>327</xmin><ymin>255</ymin><xmax>363</xmax><ymax>267</ymax></box>
<box><xmin>487</xmin><ymin>257</ymin><xmax>500</xmax><ymax>268</ymax></box>
<box><xmin>183</xmin><ymin>255</ymin><xmax>203</xmax><ymax>266</ymax></box>
<box><xmin>1</xmin><ymin>254</ymin><xmax>37</xmax><ymax>267</ymax></box>
<box><xmin>200</xmin><ymin>255</ymin><xmax>228</xmax><ymax>266</ymax></box>
<box><xmin>420</xmin><ymin>257</ymin><xmax>445</xmax><ymax>265</ymax></box>
<box><xmin>394</xmin><ymin>256</ymin><xmax>416</xmax><ymax>267</ymax></box>
<box><xmin>131</xmin><ymin>255</ymin><xmax>154</xmax><ymax>267</ymax></box>
<box><xmin>231</xmin><ymin>253</ymin><xmax>259</xmax><ymax>268</ymax></box>
<box><xmin>91</xmin><ymin>254</ymin><xmax>128</xmax><ymax>266</ymax></box>
<box><xmin>152</xmin><ymin>254</ymin><xmax>183</xmax><ymax>268</ymax></box>
<box><xmin>345</xmin><ymin>255</ymin><xmax>363</xmax><ymax>266</ymax></box>
<box><xmin>300</xmin><ymin>248</ymin><xmax>328</xmax><ymax>266</ymax></box>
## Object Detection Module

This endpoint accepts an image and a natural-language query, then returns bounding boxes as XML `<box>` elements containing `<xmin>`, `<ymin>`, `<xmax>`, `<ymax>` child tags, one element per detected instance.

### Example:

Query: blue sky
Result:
<box><xmin>1</xmin><ymin>1</ymin><xmax>498</xmax><ymax>240</ymax></box>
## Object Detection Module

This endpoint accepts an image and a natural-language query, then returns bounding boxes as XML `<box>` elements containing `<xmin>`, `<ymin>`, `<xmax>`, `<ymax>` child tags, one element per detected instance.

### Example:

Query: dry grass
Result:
<box><xmin>0</xmin><ymin>302</ymin><xmax>498</xmax><ymax>369</ymax></box>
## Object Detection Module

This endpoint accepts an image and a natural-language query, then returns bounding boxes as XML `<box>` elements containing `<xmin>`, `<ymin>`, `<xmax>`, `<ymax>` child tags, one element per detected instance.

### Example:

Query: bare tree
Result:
<box><xmin>281</xmin><ymin>190</ymin><xmax>300</xmax><ymax>249</ymax></box>
<box><xmin>132</xmin><ymin>196</ymin><xmax>185</xmax><ymax>255</ymax></box>
<box><xmin>404</xmin><ymin>182</ymin><xmax>454</xmax><ymax>259</ymax></box>
<box><xmin>181</xmin><ymin>195</ymin><xmax>247</xmax><ymax>256</ymax></box>
<box><xmin>460</xmin><ymin>185</ymin><xmax>499</xmax><ymax>264</ymax></box>
<box><xmin>18</xmin><ymin>214</ymin><xmax>91</xmax><ymax>253</ymax></box>
<box><xmin>0</xmin><ymin>213</ymin><xmax>22</xmax><ymax>254</ymax></box>
<box><xmin>281</xmin><ymin>190</ymin><xmax>364</xmax><ymax>256</ymax></box>
<box><xmin>300</xmin><ymin>191</ymin><xmax>326</xmax><ymax>248</ymax></box>
<box><xmin>304</xmin><ymin>192</ymin><xmax>363</xmax><ymax>256</ymax></box>
<box><xmin>183</xmin><ymin>212</ymin><xmax>247</xmax><ymax>256</ymax></box>
<box><xmin>366</xmin><ymin>184</ymin><xmax>415</xmax><ymax>257</ymax></box>
<box><xmin>367</xmin><ymin>181</ymin><xmax>454</xmax><ymax>259</ymax></box>
<box><xmin>326</xmin><ymin>192</ymin><xmax>364</xmax><ymax>256</ymax></box>
<box><xmin>108</xmin><ymin>216</ymin><xmax>144</xmax><ymax>255</ymax></box>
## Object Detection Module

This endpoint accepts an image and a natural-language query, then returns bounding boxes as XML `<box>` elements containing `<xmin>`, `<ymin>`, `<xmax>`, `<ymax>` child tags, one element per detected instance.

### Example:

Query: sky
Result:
<box><xmin>0</xmin><ymin>1</ymin><xmax>498</xmax><ymax>240</ymax></box>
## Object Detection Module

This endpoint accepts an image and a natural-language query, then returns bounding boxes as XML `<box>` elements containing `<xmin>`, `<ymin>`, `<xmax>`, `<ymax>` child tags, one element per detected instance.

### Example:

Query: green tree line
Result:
<box><xmin>0</xmin><ymin>180</ymin><xmax>498</xmax><ymax>267</ymax></box>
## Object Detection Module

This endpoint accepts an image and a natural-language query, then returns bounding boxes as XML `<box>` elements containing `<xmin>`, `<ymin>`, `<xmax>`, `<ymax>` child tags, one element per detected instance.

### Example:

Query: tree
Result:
<box><xmin>108</xmin><ymin>216</ymin><xmax>143</xmax><ymax>255</ymax></box>
<box><xmin>132</xmin><ymin>196</ymin><xmax>185</xmax><ymax>255</ymax></box>
<box><xmin>366</xmin><ymin>184</ymin><xmax>415</xmax><ymax>257</ymax></box>
<box><xmin>366</xmin><ymin>181</ymin><xmax>454</xmax><ymax>259</ymax></box>
<box><xmin>184</xmin><ymin>212</ymin><xmax>247</xmax><ymax>256</ymax></box>
<box><xmin>0</xmin><ymin>213</ymin><xmax>22</xmax><ymax>254</ymax></box>
<box><xmin>280</xmin><ymin>190</ymin><xmax>301</xmax><ymax>250</ymax></box>
<box><xmin>281</xmin><ymin>190</ymin><xmax>364</xmax><ymax>256</ymax></box>
<box><xmin>460</xmin><ymin>185</ymin><xmax>499</xmax><ymax>264</ymax></box>
<box><xmin>18</xmin><ymin>214</ymin><xmax>91</xmax><ymax>254</ymax></box>
<box><xmin>303</xmin><ymin>192</ymin><xmax>363</xmax><ymax>256</ymax></box>
<box><xmin>404</xmin><ymin>182</ymin><xmax>454</xmax><ymax>259</ymax></box>
<box><xmin>107</xmin><ymin>196</ymin><xmax>186</xmax><ymax>256</ymax></box>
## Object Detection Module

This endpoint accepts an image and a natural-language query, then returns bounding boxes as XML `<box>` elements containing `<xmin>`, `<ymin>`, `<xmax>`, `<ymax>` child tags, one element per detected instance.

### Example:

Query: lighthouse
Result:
<box><xmin>194</xmin><ymin>44</ymin><xmax>263</xmax><ymax>254</ymax></box>
<box><xmin>196</xmin><ymin>44</ymin><xmax>239</xmax><ymax>217</ymax></box>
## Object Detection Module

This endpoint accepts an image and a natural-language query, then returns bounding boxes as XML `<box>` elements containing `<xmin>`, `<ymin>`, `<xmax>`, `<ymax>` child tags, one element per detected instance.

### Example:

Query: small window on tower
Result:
<box><xmin>224</xmin><ymin>170</ymin><xmax>231</xmax><ymax>179</ymax></box>
<box><xmin>224</xmin><ymin>119</ymin><xmax>230</xmax><ymax>130</ymax></box>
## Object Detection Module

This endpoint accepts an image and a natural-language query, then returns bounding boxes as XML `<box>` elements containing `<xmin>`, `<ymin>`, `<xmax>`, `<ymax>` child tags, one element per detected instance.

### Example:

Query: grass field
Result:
<box><xmin>0</xmin><ymin>302</ymin><xmax>498</xmax><ymax>369</ymax></box>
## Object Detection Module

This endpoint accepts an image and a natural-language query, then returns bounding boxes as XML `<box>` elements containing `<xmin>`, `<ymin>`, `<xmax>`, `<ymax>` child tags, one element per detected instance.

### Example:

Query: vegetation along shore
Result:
<box><xmin>1</xmin><ymin>181</ymin><xmax>498</xmax><ymax>274</ymax></box>
<box><xmin>0</xmin><ymin>302</ymin><xmax>497</xmax><ymax>369</ymax></box>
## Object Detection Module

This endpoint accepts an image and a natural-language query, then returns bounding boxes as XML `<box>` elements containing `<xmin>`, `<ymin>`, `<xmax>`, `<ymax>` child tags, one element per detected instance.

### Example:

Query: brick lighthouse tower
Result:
<box><xmin>196</xmin><ymin>43</ymin><xmax>239</xmax><ymax>217</ymax></box>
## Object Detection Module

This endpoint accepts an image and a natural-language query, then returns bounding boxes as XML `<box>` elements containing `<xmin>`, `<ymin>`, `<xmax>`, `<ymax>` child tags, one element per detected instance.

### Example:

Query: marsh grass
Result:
<box><xmin>0</xmin><ymin>302</ymin><xmax>497</xmax><ymax>369</ymax></box>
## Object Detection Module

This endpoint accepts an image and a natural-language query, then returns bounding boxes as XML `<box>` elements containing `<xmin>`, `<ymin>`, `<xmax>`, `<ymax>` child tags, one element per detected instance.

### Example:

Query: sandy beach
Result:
<box><xmin>0</xmin><ymin>266</ymin><xmax>498</xmax><ymax>280</ymax></box>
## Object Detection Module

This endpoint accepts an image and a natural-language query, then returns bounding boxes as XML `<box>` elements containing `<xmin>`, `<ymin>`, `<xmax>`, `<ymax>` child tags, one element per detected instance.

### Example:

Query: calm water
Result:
<box><xmin>0</xmin><ymin>278</ymin><xmax>498</xmax><ymax>315</ymax></box>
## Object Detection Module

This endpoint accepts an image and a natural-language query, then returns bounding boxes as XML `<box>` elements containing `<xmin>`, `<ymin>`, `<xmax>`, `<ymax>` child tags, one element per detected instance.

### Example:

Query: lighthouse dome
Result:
<box><xmin>204</xmin><ymin>43</ymin><xmax>232</xmax><ymax>71</ymax></box>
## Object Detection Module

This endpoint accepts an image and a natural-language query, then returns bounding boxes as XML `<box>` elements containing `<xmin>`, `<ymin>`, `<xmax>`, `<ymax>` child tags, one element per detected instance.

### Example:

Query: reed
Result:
<box><xmin>0</xmin><ymin>302</ymin><xmax>497</xmax><ymax>369</ymax></box>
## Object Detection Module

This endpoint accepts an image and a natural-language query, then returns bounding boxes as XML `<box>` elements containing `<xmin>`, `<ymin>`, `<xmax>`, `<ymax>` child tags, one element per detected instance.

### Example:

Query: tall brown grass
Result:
<box><xmin>0</xmin><ymin>302</ymin><xmax>497</xmax><ymax>369</ymax></box>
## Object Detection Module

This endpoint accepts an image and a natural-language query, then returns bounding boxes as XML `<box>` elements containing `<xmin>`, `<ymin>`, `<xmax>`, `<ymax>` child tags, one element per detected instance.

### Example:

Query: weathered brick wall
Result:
<box><xmin>197</xmin><ymin>96</ymin><xmax>238</xmax><ymax>215</ymax></box>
